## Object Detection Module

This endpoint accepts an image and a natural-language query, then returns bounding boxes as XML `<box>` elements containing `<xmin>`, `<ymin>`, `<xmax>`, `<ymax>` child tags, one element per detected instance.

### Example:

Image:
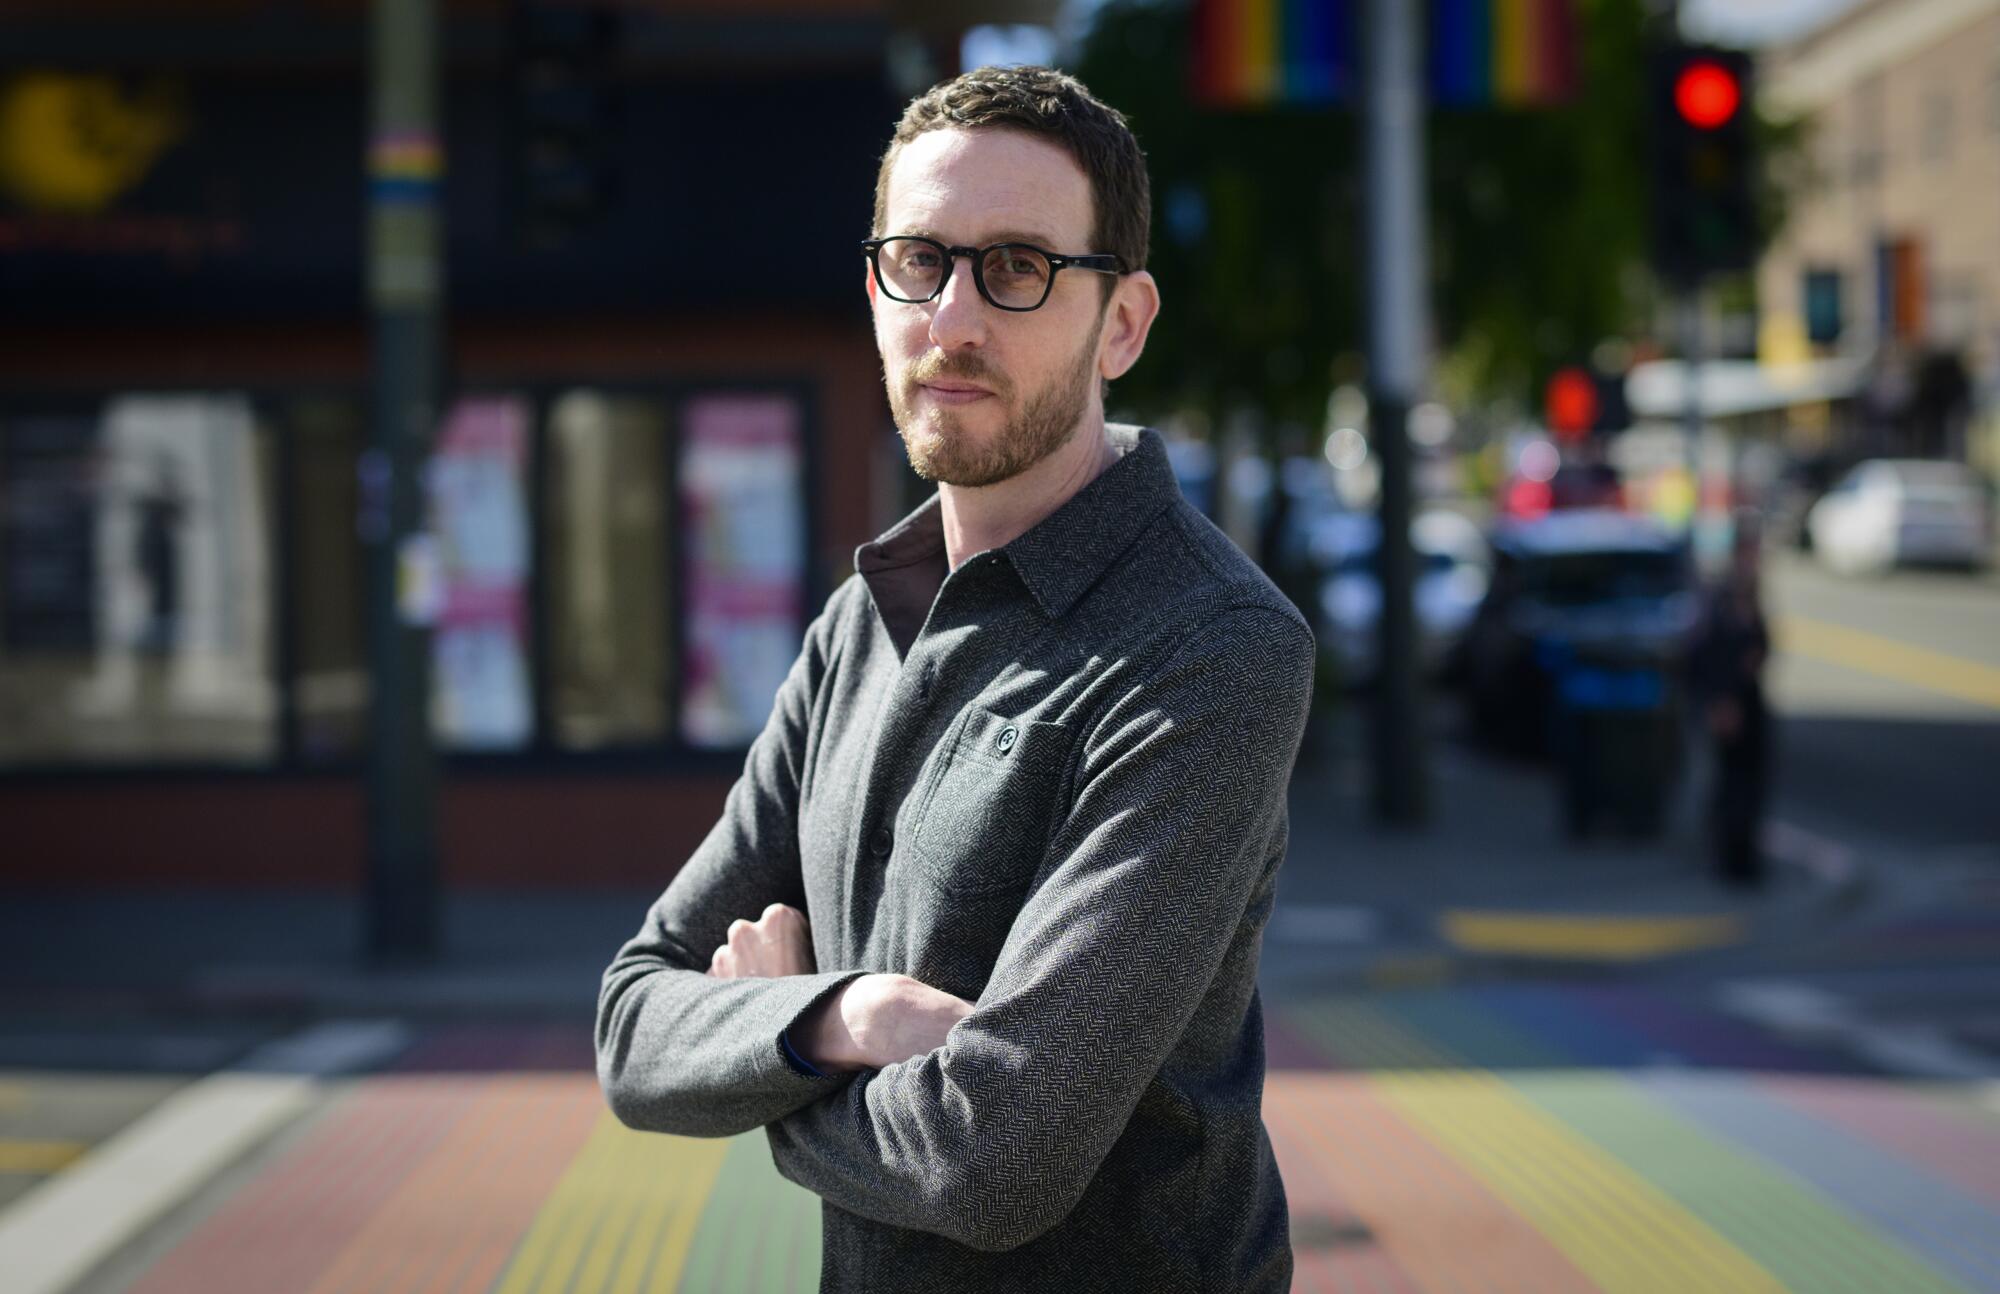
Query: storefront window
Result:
<box><xmin>678</xmin><ymin>392</ymin><xmax>806</xmax><ymax>748</ymax></box>
<box><xmin>545</xmin><ymin>389</ymin><xmax>672</xmax><ymax>750</ymax></box>
<box><xmin>1</xmin><ymin>381</ymin><xmax>810</xmax><ymax>769</ymax></box>
<box><xmin>0</xmin><ymin>395</ymin><xmax>277</xmax><ymax>765</ymax></box>
<box><xmin>291</xmin><ymin>397</ymin><xmax>367</xmax><ymax>761</ymax></box>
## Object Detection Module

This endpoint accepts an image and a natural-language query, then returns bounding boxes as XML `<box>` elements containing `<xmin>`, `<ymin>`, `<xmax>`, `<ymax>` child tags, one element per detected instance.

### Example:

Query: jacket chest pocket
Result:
<box><xmin>905</xmin><ymin>705</ymin><xmax>1070</xmax><ymax>899</ymax></box>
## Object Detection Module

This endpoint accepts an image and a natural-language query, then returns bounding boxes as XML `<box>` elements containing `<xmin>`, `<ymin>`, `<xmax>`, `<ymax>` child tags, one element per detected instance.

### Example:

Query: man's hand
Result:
<box><xmin>706</xmin><ymin>903</ymin><xmax>816</xmax><ymax>979</ymax></box>
<box><xmin>795</xmin><ymin>974</ymin><xmax>975</xmax><ymax>1074</ymax></box>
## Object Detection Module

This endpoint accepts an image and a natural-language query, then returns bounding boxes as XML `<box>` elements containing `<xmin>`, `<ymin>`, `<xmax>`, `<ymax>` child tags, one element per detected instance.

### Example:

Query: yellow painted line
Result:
<box><xmin>1317</xmin><ymin>1004</ymin><xmax>1787</xmax><ymax>1294</ymax></box>
<box><xmin>1777</xmin><ymin>613</ymin><xmax>2000</xmax><ymax>710</ymax></box>
<box><xmin>1327</xmin><ymin>1007</ymin><xmax>1699</xmax><ymax>1288</ymax></box>
<box><xmin>493</xmin><ymin>1113</ymin><xmax>729</xmax><ymax>1294</ymax></box>
<box><xmin>1380</xmin><ymin>1071</ymin><xmax>1789</xmax><ymax>1294</ymax></box>
<box><xmin>0</xmin><ymin>1140</ymin><xmax>86</xmax><ymax>1174</ymax></box>
<box><xmin>1441</xmin><ymin>911</ymin><xmax>1745</xmax><ymax>960</ymax></box>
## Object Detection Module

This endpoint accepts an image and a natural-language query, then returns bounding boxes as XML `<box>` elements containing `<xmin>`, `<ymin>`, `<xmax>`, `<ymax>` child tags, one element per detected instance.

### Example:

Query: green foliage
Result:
<box><xmin>1073</xmin><ymin>0</ymin><xmax>1659</xmax><ymax>429</ymax></box>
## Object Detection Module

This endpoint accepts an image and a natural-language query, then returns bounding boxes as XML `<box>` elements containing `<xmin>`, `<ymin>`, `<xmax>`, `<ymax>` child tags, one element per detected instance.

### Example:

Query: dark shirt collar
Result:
<box><xmin>856</xmin><ymin>425</ymin><xmax>1181</xmax><ymax>646</ymax></box>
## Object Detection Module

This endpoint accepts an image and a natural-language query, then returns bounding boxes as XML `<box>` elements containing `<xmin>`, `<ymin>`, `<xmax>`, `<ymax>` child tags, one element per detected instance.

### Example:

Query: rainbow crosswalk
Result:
<box><xmin>105</xmin><ymin>986</ymin><xmax>2000</xmax><ymax>1293</ymax></box>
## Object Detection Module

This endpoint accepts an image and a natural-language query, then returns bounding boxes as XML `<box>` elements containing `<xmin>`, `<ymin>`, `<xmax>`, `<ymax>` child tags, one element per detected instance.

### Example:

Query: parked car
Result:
<box><xmin>1806</xmin><ymin>458</ymin><xmax>1992</xmax><ymax>574</ymax></box>
<box><xmin>1765</xmin><ymin>450</ymin><xmax>1844</xmax><ymax>551</ymax></box>
<box><xmin>1498</xmin><ymin>459</ymin><xmax>1624</xmax><ymax>521</ymax></box>
<box><xmin>1310</xmin><ymin>510</ymin><xmax>1490</xmax><ymax>687</ymax></box>
<box><xmin>1461</xmin><ymin>508</ymin><xmax>1696</xmax><ymax>738</ymax></box>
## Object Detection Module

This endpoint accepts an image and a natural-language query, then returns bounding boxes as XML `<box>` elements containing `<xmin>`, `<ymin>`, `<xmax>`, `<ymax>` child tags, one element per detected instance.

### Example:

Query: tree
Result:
<box><xmin>1074</xmin><ymin>0</ymin><xmax>1659</xmax><ymax>432</ymax></box>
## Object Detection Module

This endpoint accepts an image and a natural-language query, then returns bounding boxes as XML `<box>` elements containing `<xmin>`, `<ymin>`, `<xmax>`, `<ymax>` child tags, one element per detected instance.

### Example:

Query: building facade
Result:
<box><xmin>1756</xmin><ymin>0</ymin><xmax>2000</xmax><ymax>469</ymax></box>
<box><xmin>0</xmin><ymin>0</ymin><xmax>1036</xmax><ymax>890</ymax></box>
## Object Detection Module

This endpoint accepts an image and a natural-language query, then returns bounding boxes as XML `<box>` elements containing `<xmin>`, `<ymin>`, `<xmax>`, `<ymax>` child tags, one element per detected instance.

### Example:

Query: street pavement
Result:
<box><xmin>0</xmin><ymin>546</ymin><xmax>1994</xmax><ymax>1293</ymax></box>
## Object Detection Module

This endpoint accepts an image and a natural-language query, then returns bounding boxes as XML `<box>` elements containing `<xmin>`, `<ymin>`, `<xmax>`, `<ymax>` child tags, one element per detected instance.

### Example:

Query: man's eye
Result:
<box><xmin>899</xmin><ymin>251</ymin><xmax>942</xmax><ymax>272</ymax></box>
<box><xmin>993</xmin><ymin>255</ymin><xmax>1045</xmax><ymax>279</ymax></box>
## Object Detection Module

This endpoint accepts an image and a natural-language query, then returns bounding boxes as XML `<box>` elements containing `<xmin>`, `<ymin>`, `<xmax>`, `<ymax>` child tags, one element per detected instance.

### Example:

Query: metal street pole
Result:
<box><xmin>1681</xmin><ymin>286</ymin><xmax>1703</xmax><ymax>540</ymax></box>
<box><xmin>364</xmin><ymin>0</ymin><xmax>444</xmax><ymax>960</ymax></box>
<box><xmin>1365</xmin><ymin>0</ymin><xmax>1428</xmax><ymax>826</ymax></box>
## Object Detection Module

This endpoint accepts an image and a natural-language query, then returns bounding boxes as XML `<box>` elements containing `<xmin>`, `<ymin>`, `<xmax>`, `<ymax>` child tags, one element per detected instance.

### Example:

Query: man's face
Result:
<box><xmin>871</xmin><ymin>128</ymin><xmax>1109</xmax><ymax>488</ymax></box>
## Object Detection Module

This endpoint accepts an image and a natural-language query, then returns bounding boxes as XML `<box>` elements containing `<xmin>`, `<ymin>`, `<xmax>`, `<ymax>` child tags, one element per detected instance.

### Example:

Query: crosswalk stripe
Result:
<box><xmin>1413</xmin><ymin>988</ymin><xmax>1979</xmax><ymax>1293</ymax></box>
<box><xmin>1297</xmin><ymin>1000</ymin><xmax>1791</xmax><ymax>1293</ymax></box>
<box><xmin>0</xmin><ymin>1021</ymin><xmax>408</xmax><ymax>1294</ymax></box>
<box><xmin>1266</xmin><ymin>1071</ymin><xmax>1596</xmax><ymax>1292</ymax></box>
<box><xmin>492</xmin><ymin>1113</ymin><xmax>729</xmax><ymax>1294</ymax></box>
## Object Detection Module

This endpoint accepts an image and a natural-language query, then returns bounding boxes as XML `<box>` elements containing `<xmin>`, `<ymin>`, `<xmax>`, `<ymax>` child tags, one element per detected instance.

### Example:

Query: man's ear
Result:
<box><xmin>1098</xmin><ymin>270</ymin><xmax>1161</xmax><ymax>382</ymax></box>
<box><xmin>864</xmin><ymin>262</ymin><xmax>877</xmax><ymax>305</ymax></box>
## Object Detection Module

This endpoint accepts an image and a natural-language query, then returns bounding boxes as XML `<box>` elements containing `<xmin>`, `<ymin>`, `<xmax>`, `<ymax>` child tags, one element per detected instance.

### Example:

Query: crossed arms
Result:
<box><xmin>595</xmin><ymin>602</ymin><xmax>1312</xmax><ymax>1251</ymax></box>
<box><xmin>704</xmin><ymin>901</ymin><xmax>974</xmax><ymax>1074</ymax></box>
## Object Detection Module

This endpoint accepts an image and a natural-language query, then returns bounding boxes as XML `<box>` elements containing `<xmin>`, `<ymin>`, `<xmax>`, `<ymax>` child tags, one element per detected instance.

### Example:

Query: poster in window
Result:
<box><xmin>679</xmin><ymin>394</ymin><xmax>805</xmax><ymax>748</ymax></box>
<box><xmin>431</xmin><ymin>396</ymin><xmax>532</xmax><ymax>750</ymax></box>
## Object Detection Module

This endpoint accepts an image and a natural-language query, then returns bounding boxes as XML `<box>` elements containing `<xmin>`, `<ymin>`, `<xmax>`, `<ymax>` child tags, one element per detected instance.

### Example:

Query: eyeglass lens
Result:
<box><xmin>875</xmin><ymin>238</ymin><xmax>1053</xmax><ymax>310</ymax></box>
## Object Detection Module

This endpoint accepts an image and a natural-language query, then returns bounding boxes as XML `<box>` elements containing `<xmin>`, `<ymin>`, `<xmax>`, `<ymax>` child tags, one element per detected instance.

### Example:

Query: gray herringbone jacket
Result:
<box><xmin>598</xmin><ymin>426</ymin><xmax>1313</xmax><ymax>1291</ymax></box>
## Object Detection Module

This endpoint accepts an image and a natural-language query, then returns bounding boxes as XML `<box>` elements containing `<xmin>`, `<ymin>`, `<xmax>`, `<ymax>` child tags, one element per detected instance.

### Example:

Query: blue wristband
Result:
<box><xmin>780</xmin><ymin>1028</ymin><xmax>825</xmax><ymax>1078</ymax></box>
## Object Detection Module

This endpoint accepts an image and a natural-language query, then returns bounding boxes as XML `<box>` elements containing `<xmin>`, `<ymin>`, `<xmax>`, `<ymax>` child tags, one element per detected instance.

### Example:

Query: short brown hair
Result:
<box><xmin>872</xmin><ymin>66</ymin><xmax>1151</xmax><ymax>282</ymax></box>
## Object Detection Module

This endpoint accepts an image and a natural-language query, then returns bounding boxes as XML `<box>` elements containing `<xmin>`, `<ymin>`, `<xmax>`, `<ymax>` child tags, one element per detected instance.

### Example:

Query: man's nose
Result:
<box><xmin>928</xmin><ymin>253</ymin><xmax>989</xmax><ymax>351</ymax></box>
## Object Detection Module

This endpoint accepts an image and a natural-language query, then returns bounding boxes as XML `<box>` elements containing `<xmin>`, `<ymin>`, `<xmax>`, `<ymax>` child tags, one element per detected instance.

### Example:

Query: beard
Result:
<box><xmin>888</xmin><ymin>314</ymin><xmax>1104</xmax><ymax>488</ymax></box>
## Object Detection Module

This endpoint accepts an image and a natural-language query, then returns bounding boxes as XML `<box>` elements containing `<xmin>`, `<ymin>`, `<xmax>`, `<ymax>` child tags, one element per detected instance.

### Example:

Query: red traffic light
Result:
<box><xmin>1545</xmin><ymin>367</ymin><xmax>1600</xmax><ymax>441</ymax></box>
<box><xmin>1674</xmin><ymin>60</ymin><xmax>1741</xmax><ymax>129</ymax></box>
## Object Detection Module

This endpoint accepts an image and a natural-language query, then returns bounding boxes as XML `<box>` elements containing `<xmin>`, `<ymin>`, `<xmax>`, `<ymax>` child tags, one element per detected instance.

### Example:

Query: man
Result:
<box><xmin>597</xmin><ymin>65</ymin><xmax>1313</xmax><ymax>1291</ymax></box>
<box><xmin>1691</xmin><ymin>514</ymin><xmax>1772</xmax><ymax>888</ymax></box>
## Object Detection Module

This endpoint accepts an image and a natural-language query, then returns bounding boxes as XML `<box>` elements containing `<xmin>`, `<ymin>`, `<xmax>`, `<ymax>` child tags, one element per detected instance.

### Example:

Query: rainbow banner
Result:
<box><xmin>1192</xmin><ymin>0</ymin><xmax>1356</xmax><ymax>108</ymax></box>
<box><xmin>1430</xmin><ymin>0</ymin><xmax>1578</xmax><ymax>107</ymax></box>
<box><xmin>1191</xmin><ymin>0</ymin><xmax>1576</xmax><ymax>109</ymax></box>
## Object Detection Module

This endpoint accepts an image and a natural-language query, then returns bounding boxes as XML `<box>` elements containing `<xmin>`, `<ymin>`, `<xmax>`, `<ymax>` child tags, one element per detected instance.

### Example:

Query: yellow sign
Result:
<box><xmin>0</xmin><ymin>73</ymin><xmax>187</xmax><ymax>215</ymax></box>
<box><xmin>1758</xmin><ymin>310</ymin><xmax>1812</xmax><ymax>368</ymax></box>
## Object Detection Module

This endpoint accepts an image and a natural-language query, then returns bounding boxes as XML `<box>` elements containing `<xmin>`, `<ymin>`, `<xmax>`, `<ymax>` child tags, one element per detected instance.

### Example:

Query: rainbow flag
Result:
<box><xmin>1190</xmin><ymin>0</ymin><xmax>1576</xmax><ymax>109</ymax></box>
<box><xmin>1431</xmin><ymin>0</ymin><xmax>1578</xmax><ymax>107</ymax></box>
<box><xmin>1192</xmin><ymin>0</ymin><xmax>1355</xmax><ymax>108</ymax></box>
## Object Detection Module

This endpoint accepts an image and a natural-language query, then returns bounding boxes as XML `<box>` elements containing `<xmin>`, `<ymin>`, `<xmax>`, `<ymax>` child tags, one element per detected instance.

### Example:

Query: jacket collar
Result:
<box><xmin>999</xmin><ymin>424</ymin><xmax>1179</xmax><ymax>620</ymax></box>
<box><xmin>855</xmin><ymin>423</ymin><xmax>1180</xmax><ymax>628</ymax></box>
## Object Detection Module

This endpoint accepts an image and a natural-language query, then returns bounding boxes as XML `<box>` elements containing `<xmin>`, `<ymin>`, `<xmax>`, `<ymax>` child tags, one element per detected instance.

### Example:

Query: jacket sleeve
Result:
<box><xmin>763</xmin><ymin>605</ymin><xmax>1313</xmax><ymax>1251</ymax></box>
<box><xmin>596</xmin><ymin>593</ymin><xmax>869</xmax><ymax>1139</ymax></box>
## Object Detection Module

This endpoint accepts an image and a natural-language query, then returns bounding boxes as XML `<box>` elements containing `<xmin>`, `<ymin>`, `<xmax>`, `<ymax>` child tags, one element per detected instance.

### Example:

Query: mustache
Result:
<box><xmin>904</xmin><ymin>350</ymin><xmax>1010</xmax><ymax>396</ymax></box>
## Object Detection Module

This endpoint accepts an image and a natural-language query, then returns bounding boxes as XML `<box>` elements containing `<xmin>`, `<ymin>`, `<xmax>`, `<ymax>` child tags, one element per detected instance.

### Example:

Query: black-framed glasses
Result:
<box><xmin>861</xmin><ymin>236</ymin><xmax>1126</xmax><ymax>313</ymax></box>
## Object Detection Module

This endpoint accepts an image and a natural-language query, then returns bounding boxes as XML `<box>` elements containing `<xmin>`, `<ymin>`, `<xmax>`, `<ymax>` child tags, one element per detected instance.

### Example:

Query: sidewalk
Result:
<box><xmin>0</xmin><ymin>708</ymin><xmax>1868</xmax><ymax>1022</ymax></box>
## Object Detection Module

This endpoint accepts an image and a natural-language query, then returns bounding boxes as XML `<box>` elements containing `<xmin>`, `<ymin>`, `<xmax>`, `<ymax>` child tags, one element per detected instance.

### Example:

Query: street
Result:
<box><xmin>1765</xmin><ymin>550</ymin><xmax>2000</xmax><ymax>856</ymax></box>
<box><xmin>1</xmin><ymin>549</ymin><xmax>1996</xmax><ymax>1293</ymax></box>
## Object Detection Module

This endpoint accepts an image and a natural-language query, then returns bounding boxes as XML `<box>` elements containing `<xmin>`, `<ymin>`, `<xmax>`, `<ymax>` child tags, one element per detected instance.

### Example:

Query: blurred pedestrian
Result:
<box><xmin>596</xmin><ymin>66</ymin><xmax>1311</xmax><ymax>1292</ymax></box>
<box><xmin>1692</xmin><ymin>514</ymin><xmax>1772</xmax><ymax>888</ymax></box>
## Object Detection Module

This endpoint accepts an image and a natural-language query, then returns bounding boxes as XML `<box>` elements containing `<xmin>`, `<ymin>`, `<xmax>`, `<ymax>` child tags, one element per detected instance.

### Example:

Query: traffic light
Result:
<box><xmin>1648</xmin><ymin>43</ymin><xmax>1756</xmax><ymax>284</ymax></box>
<box><xmin>1545</xmin><ymin>367</ymin><xmax>1599</xmax><ymax>442</ymax></box>
<box><xmin>507</xmin><ymin>3</ymin><xmax>624</xmax><ymax>250</ymax></box>
<box><xmin>1544</xmin><ymin>364</ymin><xmax>1631</xmax><ymax>442</ymax></box>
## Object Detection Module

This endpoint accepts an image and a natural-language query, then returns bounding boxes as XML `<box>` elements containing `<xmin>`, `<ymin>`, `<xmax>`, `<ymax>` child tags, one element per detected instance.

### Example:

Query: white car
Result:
<box><xmin>1313</xmin><ymin>510</ymin><xmax>1490</xmax><ymax>685</ymax></box>
<box><xmin>1807</xmin><ymin>459</ymin><xmax>1992</xmax><ymax>574</ymax></box>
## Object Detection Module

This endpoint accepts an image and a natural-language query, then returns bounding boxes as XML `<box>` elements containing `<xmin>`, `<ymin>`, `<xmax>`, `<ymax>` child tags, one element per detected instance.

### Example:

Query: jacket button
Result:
<box><xmin>995</xmin><ymin>724</ymin><xmax>1018</xmax><ymax>754</ymax></box>
<box><xmin>870</xmin><ymin>827</ymin><xmax>893</xmax><ymax>857</ymax></box>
